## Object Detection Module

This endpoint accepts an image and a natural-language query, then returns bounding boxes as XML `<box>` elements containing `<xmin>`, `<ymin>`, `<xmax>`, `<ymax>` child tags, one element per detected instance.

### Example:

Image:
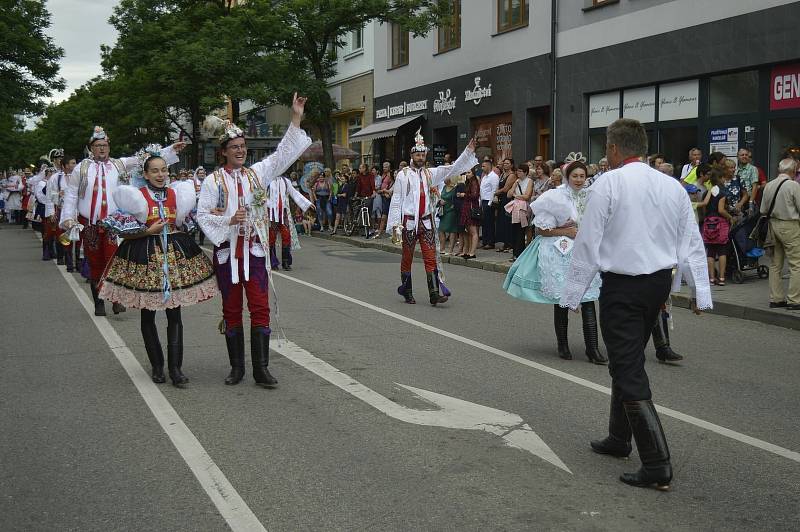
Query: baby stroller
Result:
<box><xmin>728</xmin><ymin>212</ymin><xmax>769</xmax><ymax>284</ymax></box>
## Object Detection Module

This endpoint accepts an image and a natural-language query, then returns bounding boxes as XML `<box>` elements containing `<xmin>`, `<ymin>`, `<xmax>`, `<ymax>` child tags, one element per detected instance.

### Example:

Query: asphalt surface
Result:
<box><xmin>1</xmin><ymin>226</ymin><xmax>799</xmax><ymax>531</ymax></box>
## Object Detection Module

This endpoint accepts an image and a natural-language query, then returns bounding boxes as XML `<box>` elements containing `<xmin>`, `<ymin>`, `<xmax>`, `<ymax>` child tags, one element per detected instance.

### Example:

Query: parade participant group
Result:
<box><xmin>3</xmin><ymin>113</ymin><xmax>711</xmax><ymax>491</ymax></box>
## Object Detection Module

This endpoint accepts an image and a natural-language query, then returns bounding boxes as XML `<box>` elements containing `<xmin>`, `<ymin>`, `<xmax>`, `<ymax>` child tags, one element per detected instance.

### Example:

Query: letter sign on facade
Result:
<box><xmin>771</xmin><ymin>63</ymin><xmax>800</xmax><ymax>110</ymax></box>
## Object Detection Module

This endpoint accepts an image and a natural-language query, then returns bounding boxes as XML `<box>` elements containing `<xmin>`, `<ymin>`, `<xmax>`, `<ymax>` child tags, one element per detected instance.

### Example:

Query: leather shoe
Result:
<box><xmin>769</xmin><ymin>301</ymin><xmax>787</xmax><ymax>308</ymax></box>
<box><xmin>786</xmin><ymin>303</ymin><xmax>800</xmax><ymax>311</ymax></box>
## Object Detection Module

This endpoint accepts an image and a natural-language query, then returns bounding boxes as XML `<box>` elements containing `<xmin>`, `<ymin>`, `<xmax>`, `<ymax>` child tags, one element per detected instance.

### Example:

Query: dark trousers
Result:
<box><xmin>599</xmin><ymin>269</ymin><xmax>672</xmax><ymax>401</ymax></box>
<box><xmin>511</xmin><ymin>223</ymin><xmax>525</xmax><ymax>258</ymax></box>
<box><xmin>480</xmin><ymin>200</ymin><xmax>495</xmax><ymax>246</ymax></box>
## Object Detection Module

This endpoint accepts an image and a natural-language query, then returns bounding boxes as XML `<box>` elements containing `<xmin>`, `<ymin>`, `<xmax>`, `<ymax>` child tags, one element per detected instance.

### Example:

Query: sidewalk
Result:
<box><xmin>309</xmin><ymin>231</ymin><xmax>800</xmax><ymax>331</ymax></box>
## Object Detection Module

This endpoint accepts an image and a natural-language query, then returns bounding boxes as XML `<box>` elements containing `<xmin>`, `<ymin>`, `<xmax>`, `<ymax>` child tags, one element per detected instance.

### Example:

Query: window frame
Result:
<box><xmin>390</xmin><ymin>23</ymin><xmax>409</xmax><ymax>69</ymax></box>
<box><xmin>437</xmin><ymin>0</ymin><xmax>461</xmax><ymax>54</ymax></box>
<box><xmin>496</xmin><ymin>0</ymin><xmax>529</xmax><ymax>34</ymax></box>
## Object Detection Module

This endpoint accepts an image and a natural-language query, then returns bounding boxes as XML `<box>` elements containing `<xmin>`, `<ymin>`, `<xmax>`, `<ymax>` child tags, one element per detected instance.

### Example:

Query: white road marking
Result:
<box><xmin>270</xmin><ymin>270</ymin><xmax>800</xmax><ymax>465</ymax></box>
<box><xmin>52</xmin><ymin>264</ymin><xmax>267</xmax><ymax>532</ymax></box>
<box><xmin>271</xmin><ymin>340</ymin><xmax>570</xmax><ymax>473</ymax></box>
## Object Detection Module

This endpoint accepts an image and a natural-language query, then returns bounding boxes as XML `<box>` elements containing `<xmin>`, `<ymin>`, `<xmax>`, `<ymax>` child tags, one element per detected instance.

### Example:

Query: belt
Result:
<box><xmin>403</xmin><ymin>214</ymin><xmax>432</xmax><ymax>221</ymax></box>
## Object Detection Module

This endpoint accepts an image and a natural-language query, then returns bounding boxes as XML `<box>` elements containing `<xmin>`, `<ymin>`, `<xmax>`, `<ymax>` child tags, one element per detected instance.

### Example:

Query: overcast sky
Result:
<box><xmin>47</xmin><ymin>0</ymin><xmax>119</xmax><ymax>103</ymax></box>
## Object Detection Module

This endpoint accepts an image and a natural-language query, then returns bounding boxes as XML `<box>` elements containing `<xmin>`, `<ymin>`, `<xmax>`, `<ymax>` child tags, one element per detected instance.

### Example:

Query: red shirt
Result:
<box><xmin>355</xmin><ymin>172</ymin><xmax>374</xmax><ymax>197</ymax></box>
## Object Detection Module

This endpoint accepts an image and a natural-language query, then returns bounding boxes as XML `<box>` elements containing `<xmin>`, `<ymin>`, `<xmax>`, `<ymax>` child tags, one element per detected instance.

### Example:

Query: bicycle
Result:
<box><xmin>343</xmin><ymin>197</ymin><xmax>372</xmax><ymax>239</ymax></box>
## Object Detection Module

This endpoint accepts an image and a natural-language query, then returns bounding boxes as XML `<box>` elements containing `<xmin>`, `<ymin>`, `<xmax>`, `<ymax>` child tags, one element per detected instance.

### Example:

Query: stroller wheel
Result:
<box><xmin>732</xmin><ymin>270</ymin><xmax>745</xmax><ymax>284</ymax></box>
<box><xmin>758</xmin><ymin>265</ymin><xmax>769</xmax><ymax>279</ymax></box>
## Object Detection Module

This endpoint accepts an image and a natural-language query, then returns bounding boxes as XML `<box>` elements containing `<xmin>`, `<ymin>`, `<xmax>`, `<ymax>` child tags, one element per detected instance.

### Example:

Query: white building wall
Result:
<box><xmin>329</xmin><ymin>21</ymin><xmax>375</xmax><ymax>86</ymax></box>
<box><xmin>374</xmin><ymin>0</ymin><xmax>552</xmax><ymax>98</ymax></box>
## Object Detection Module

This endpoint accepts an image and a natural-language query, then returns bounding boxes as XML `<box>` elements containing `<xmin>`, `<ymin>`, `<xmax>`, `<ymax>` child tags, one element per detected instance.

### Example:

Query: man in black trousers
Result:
<box><xmin>560</xmin><ymin>118</ymin><xmax>711</xmax><ymax>490</ymax></box>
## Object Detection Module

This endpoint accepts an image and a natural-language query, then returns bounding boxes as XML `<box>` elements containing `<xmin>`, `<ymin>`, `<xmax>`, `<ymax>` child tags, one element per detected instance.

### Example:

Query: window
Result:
<box><xmin>709</xmin><ymin>70</ymin><xmax>759</xmax><ymax>116</ymax></box>
<box><xmin>497</xmin><ymin>0</ymin><xmax>528</xmax><ymax>33</ymax></box>
<box><xmin>348</xmin><ymin>114</ymin><xmax>363</xmax><ymax>158</ymax></box>
<box><xmin>390</xmin><ymin>24</ymin><xmax>409</xmax><ymax>68</ymax></box>
<box><xmin>437</xmin><ymin>0</ymin><xmax>461</xmax><ymax>53</ymax></box>
<box><xmin>351</xmin><ymin>26</ymin><xmax>363</xmax><ymax>53</ymax></box>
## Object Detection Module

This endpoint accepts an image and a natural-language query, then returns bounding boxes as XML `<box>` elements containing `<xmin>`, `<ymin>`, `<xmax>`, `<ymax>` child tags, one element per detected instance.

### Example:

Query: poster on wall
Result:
<box><xmin>659</xmin><ymin>80</ymin><xmax>699</xmax><ymax>121</ymax></box>
<box><xmin>709</xmin><ymin>127</ymin><xmax>739</xmax><ymax>157</ymax></box>
<box><xmin>471</xmin><ymin>113</ymin><xmax>513</xmax><ymax>162</ymax></box>
<box><xmin>589</xmin><ymin>91</ymin><xmax>621</xmax><ymax>129</ymax></box>
<box><xmin>432</xmin><ymin>144</ymin><xmax>448</xmax><ymax>166</ymax></box>
<box><xmin>770</xmin><ymin>63</ymin><xmax>800</xmax><ymax>110</ymax></box>
<box><xmin>623</xmin><ymin>86</ymin><xmax>656</xmax><ymax>123</ymax></box>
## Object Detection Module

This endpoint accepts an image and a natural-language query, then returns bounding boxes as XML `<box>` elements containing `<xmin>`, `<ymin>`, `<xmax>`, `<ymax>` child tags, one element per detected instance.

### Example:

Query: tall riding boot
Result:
<box><xmin>74</xmin><ymin>245</ymin><xmax>81</xmax><ymax>268</ymax></box>
<box><xmin>112</xmin><ymin>301</ymin><xmax>127</xmax><ymax>315</ymax></box>
<box><xmin>620</xmin><ymin>400</ymin><xmax>673</xmax><ymax>490</ymax></box>
<box><xmin>652</xmin><ymin>312</ymin><xmax>683</xmax><ymax>364</ymax></box>
<box><xmin>581</xmin><ymin>301</ymin><xmax>608</xmax><ymax>365</ymax></box>
<box><xmin>590</xmin><ymin>386</ymin><xmax>632</xmax><ymax>457</ymax></box>
<box><xmin>90</xmin><ymin>281</ymin><xmax>106</xmax><ymax>316</ymax></box>
<box><xmin>554</xmin><ymin>305</ymin><xmax>572</xmax><ymax>360</ymax></box>
<box><xmin>41</xmin><ymin>240</ymin><xmax>51</xmax><ymax>261</ymax></box>
<box><xmin>64</xmin><ymin>245</ymin><xmax>74</xmax><ymax>272</ymax></box>
<box><xmin>426</xmin><ymin>271</ymin><xmax>448</xmax><ymax>306</ymax></box>
<box><xmin>49</xmin><ymin>239</ymin><xmax>57</xmax><ymax>261</ymax></box>
<box><xmin>167</xmin><ymin>319</ymin><xmax>188</xmax><ymax>387</ymax></box>
<box><xmin>281</xmin><ymin>246</ymin><xmax>292</xmax><ymax>271</ymax></box>
<box><xmin>269</xmin><ymin>245</ymin><xmax>280</xmax><ymax>270</ymax></box>
<box><xmin>433</xmin><ymin>268</ymin><xmax>450</xmax><ymax>297</ymax></box>
<box><xmin>251</xmin><ymin>326</ymin><xmax>278</xmax><ymax>387</ymax></box>
<box><xmin>140</xmin><ymin>314</ymin><xmax>165</xmax><ymax>383</ymax></box>
<box><xmin>224</xmin><ymin>327</ymin><xmax>245</xmax><ymax>385</ymax></box>
<box><xmin>397</xmin><ymin>272</ymin><xmax>415</xmax><ymax>304</ymax></box>
<box><xmin>56</xmin><ymin>241</ymin><xmax>65</xmax><ymax>265</ymax></box>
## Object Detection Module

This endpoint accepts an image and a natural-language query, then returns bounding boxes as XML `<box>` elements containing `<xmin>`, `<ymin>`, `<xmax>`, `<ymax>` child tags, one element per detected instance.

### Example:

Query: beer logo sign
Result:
<box><xmin>464</xmin><ymin>77</ymin><xmax>492</xmax><ymax>105</ymax></box>
<box><xmin>433</xmin><ymin>89</ymin><xmax>457</xmax><ymax>115</ymax></box>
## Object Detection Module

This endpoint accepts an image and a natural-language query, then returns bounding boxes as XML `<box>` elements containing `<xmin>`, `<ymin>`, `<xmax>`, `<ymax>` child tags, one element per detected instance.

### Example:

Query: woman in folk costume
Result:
<box><xmin>387</xmin><ymin>129</ymin><xmax>478</xmax><ymax>305</ymax></box>
<box><xmin>196</xmin><ymin>93</ymin><xmax>312</xmax><ymax>388</ymax></box>
<box><xmin>266</xmin><ymin>169</ymin><xmax>313</xmax><ymax>271</ymax></box>
<box><xmin>98</xmin><ymin>146</ymin><xmax>218</xmax><ymax>387</ymax></box>
<box><xmin>503</xmin><ymin>155</ymin><xmax>608</xmax><ymax>365</ymax></box>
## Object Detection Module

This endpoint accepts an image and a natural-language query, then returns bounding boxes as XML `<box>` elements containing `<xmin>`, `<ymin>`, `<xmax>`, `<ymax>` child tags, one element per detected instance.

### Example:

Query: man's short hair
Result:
<box><xmin>658</xmin><ymin>162</ymin><xmax>674</xmax><ymax>176</ymax></box>
<box><xmin>778</xmin><ymin>158</ymin><xmax>797</xmax><ymax>175</ymax></box>
<box><xmin>606</xmin><ymin>119</ymin><xmax>648</xmax><ymax>158</ymax></box>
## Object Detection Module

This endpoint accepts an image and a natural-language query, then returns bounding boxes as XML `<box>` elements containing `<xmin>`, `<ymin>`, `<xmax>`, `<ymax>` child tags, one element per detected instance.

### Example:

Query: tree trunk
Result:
<box><xmin>230</xmin><ymin>98</ymin><xmax>240</xmax><ymax>126</ymax></box>
<box><xmin>190</xmin><ymin>102</ymin><xmax>201</xmax><ymax>168</ymax></box>
<box><xmin>319</xmin><ymin>119</ymin><xmax>335</xmax><ymax>169</ymax></box>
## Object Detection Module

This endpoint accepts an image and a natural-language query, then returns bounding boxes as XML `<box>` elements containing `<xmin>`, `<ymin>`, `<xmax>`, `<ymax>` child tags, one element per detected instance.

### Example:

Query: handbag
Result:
<box><xmin>750</xmin><ymin>178</ymin><xmax>788</xmax><ymax>246</ymax></box>
<box><xmin>470</xmin><ymin>206</ymin><xmax>482</xmax><ymax>220</ymax></box>
<box><xmin>702</xmin><ymin>215</ymin><xmax>729</xmax><ymax>245</ymax></box>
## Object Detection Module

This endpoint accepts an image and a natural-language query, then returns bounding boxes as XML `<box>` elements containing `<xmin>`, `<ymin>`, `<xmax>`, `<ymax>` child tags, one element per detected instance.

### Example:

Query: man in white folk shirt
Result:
<box><xmin>197</xmin><ymin>93</ymin><xmax>313</xmax><ymax>388</ymax></box>
<box><xmin>60</xmin><ymin>126</ymin><xmax>184</xmax><ymax>316</ymax></box>
<box><xmin>46</xmin><ymin>154</ymin><xmax>78</xmax><ymax>271</ymax></box>
<box><xmin>387</xmin><ymin>130</ymin><xmax>477</xmax><ymax>306</ymax></box>
<box><xmin>266</xmin><ymin>170</ymin><xmax>313</xmax><ymax>271</ymax></box>
<box><xmin>561</xmin><ymin>119</ymin><xmax>711</xmax><ymax>491</ymax></box>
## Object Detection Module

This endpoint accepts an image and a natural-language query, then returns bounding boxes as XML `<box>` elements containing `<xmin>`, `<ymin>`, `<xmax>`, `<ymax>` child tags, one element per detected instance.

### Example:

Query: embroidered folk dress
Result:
<box><xmin>503</xmin><ymin>184</ymin><xmax>601</xmax><ymax>304</ymax></box>
<box><xmin>98</xmin><ymin>182</ymin><xmax>217</xmax><ymax>310</ymax></box>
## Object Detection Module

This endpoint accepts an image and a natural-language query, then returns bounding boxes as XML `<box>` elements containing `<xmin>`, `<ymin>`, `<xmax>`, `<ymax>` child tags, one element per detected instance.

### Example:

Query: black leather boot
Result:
<box><xmin>42</xmin><ymin>240</ymin><xmax>51</xmax><ymax>260</ymax></box>
<box><xmin>56</xmin><ymin>242</ymin><xmax>65</xmax><ymax>264</ymax></box>
<box><xmin>269</xmin><ymin>245</ymin><xmax>280</xmax><ymax>270</ymax></box>
<box><xmin>167</xmin><ymin>317</ymin><xmax>188</xmax><ymax>387</ymax></box>
<box><xmin>581</xmin><ymin>302</ymin><xmax>608</xmax><ymax>365</ymax></box>
<box><xmin>652</xmin><ymin>313</ymin><xmax>684</xmax><ymax>364</ymax></box>
<box><xmin>251</xmin><ymin>326</ymin><xmax>277</xmax><ymax>387</ymax></box>
<box><xmin>140</xmin><ymin>312</ymin><xmax>165</xmax><ymax>383</ymax></box>
<box><xmin>397</xmin><ymin>272</ymin><xmax>415</xmax><ymax>304</ymax></box>
<box><xmin>65</xmin><ymin>245</ymin><xmax>74</xmax><ymax>272</ymax></box>
<box><xmin>554</xmin><ymin>305</ymin><xmax>571</xmax><ymax>360</ymax></box>
<box><xmin>426</xmin><ymin>271</ymin><xmax>448</xmax><ymax>306</ymax></box>
<box><xmin>281</xmin><ymin>246</ymin><xmax>292</xmax><ymax>271</ymax></box>
<box><xmin>90</xmin><ymin>281</ymin><xmax>106</xmax><ymax>316</ymax></box>
<box><xmin>620</xmin><ymin>400</ymin><xmax>673</xmax><ymax>490</ymax></box>
<box><xmin>112</xmin><ymin>302</ymin><xmax>126</xmax><ymax>315</ymax></box>
<box><xmin>224</xmin><ymin>327</ymin><xmax>245</xmax><ymax>385</ymax></box>
<box><xmin>590</xmin><ymin>386</ymin><xmax>632</xmax><ymax>457</ymax></box>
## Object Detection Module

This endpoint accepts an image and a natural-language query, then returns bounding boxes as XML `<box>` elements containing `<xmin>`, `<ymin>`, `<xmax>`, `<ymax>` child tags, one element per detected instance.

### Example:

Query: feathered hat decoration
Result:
<box><xmin>218</xmin><ymin>120</ymin><xmax>244</xmax><ymax>145</ymax></box>
<box><xmin>129</xmin><ymin>144</ymin><xmax>164</xmax><ymax>188</ymax></box>
<box><xmin>561</xmin><ymin>151</ymin><xmax>587</xmax><ymax>173</ymax></box>
<box><xmin>410</xmin><ymin>128</ymin><xmax>428</xmax><ymax>153</ymax></box>
<box><xmin>89</xmin><ymin>125</ymin><xmax>108</xmax><ymax>145</ymax></box>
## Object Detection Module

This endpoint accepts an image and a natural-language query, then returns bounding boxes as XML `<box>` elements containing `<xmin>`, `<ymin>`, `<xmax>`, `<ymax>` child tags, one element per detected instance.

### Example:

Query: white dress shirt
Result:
<box><xmin>560</xmin><ymin>161</ymin><xmax>711</xmax><ymax>310</ymax></box>
<box><xmin>479</xmin><ymin>170</ymin><xmax>499</xmax><ymax>202</ymax></box>
<box><xmin>45</xmin><ymin>171</ymin><xmax>67</xmax><ymax>218</ymax></box>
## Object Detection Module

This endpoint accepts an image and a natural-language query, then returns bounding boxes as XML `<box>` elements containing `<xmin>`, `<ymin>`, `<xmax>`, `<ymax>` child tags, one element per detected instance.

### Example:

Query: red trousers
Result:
<box><xmin>269</xmin><ymin>222</ymin><xmax>291</xmax><ymax>247</ymax></box>
<box><xmin>79</xmin><ymin>218</ymin><xmax>118</xmax><ymax>281</ymax></box>
<box><xmin>214</xmin><ymin>247</ymin><xmax>270</xmax><ymax>331</ymax></box>
<box><xmin>400</xmin><ymin>224</ymin><xmax>437</xmax><ymax>273</ymax></box>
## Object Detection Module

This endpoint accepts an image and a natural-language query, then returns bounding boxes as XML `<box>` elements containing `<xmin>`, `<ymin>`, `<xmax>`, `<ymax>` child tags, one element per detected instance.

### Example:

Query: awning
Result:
<box><xmin>348</xmin><ymin>114</ymin><xmax>424</xmax><ymax>143</ymax></box>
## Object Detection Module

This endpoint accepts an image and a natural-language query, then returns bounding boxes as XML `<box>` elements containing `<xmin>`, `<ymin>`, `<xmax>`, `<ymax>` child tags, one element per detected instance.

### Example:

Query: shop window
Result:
<box><xmin>659</xmin><ymin>127</ymin><xmax>697</xmax><ymax>177</ymax></box>
<box><xmin>437</xmin><ymin>0</ymin><xmax>461</xmax><ymax>53</ymax></box>
<box><xmin>709</xmin><ymin>71</ymin><xmax>759</xmax><ymax>116</ymax></box>
<box><xmin>497</xmin><ymin>0</ymin><xmax>529</xmax><ymax>33</ymax></box>
<box><xmin>769</xmin><ymin>118</ymin><xmax>800</xmax><ymax>179</ymax></box>
<box><xmin>390</xmin><ymin>24</ymin><xmax>409</xmax><ymax>68</ymax></box>
<box><xmin>589</xmin><ymin>133</ymin><xmax>607</xmax><ymax>164</ymax></box>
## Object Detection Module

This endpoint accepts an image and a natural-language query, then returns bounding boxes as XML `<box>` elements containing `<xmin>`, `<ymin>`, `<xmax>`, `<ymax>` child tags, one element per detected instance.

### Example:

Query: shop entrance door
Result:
<box><xmin>660</xmin><ymin>126</ymin><xmax>697</xmax><ymax>178</ymax></box>
<box><xmin>433</xmin><ymin>126</ymin><xmax>458</xmax><ymax>165</ymax></box>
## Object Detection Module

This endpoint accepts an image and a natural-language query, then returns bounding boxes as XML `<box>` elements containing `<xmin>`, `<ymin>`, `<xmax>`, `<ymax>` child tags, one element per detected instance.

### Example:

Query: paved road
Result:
<box><xmin>2</xmin><ymin>226</ymin><xmax>799</xmax><ymax>531</ymax></box>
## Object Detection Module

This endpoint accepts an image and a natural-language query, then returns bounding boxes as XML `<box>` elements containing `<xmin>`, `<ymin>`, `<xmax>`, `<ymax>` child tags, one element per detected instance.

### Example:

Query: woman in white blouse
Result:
<box><xmin>503</xmin><ymin>161</ymin><xmax>607</xmax><ymax>365</ymax></box>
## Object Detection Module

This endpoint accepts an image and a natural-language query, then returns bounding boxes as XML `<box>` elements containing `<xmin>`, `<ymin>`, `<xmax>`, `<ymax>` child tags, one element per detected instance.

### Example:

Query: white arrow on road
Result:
<box><xmin>271</xmin><ymin>339</ymin><xmax>571</xmax><ymax>474</ymax></box>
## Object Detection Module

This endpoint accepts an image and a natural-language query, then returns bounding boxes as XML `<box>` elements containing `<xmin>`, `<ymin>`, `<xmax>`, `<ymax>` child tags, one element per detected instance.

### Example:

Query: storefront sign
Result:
<box><xmin>623</xmin><ymin>86</ymin><xmax>656</xmax><ymax>123</ymax></box>
<box><xmin>375</xmin><ymin>99</ymin><xmax>428</xmax><ymax>120</ymax></box>
<box><xmin>588</xmin><ymin>91</ymin><xmax>620</xmax><ymax>129</ymax></box>
<box><xmin>433</xmin><ymin>89</ymin><xmax>457</xmax><ymax>115</ymax></box>
<box><xmin>432</xmin><ymin>144</ymin><xmax>448</xmax><ymax>166</ymax></box>
<box><xmin>709</xmin><ymin>127</ymin><xmax>739</xmax><ymax>157</ymax></box>
<box><xmin>464</xmin><ymin>77</ymin><xmax>493</xmax><ymax>106</ymax></box>
<box><xmin>658</xmin><ymin>80</ymin><xmax>699</xmax><ymax>121</ymax></box>
<box><xmin>770</xmin><ymin>63</ymin><xmax>800</xmax><ymax>110</ymax></box>
<box><xmin>471</xmin><ymin>113</ymin><xmax>512</xmax><ymax>161</ymax></box>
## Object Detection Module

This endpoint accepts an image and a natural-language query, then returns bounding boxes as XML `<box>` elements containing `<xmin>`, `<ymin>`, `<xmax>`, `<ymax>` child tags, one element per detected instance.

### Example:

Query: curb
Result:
<box><xmin>310</xmin><ymin>233</ymin><xmax>800</xmax><ymax>331</ymax></box>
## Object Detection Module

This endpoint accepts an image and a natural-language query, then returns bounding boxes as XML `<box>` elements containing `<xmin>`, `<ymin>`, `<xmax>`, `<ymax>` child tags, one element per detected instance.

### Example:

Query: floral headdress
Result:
<box><xmin>130</xmin><ymin>144</ymin><xmax>164</xmax><ymax>188</ymax></box>
<box><xmin>89</xmin><ymin>125</ymin><xmax>108</xmax><ymax>145</ymax></box>
<box><xmin>410</xmin><ymin>128</ymin><xmax>428</xmax><ymax>153</ymax></box>
<box><xmin>561</xmin><ymin>152</ymin><xmax>587</xmax><ymax>174</ymax></box>
<box><xmin>218</xmin><ymin>120</ymin><xmax>244</xmax><ymax>145</ymax></box>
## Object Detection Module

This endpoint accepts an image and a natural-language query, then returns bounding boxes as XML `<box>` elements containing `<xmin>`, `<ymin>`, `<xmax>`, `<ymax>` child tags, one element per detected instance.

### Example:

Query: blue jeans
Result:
<box><xmin>316</xmin><ymin>196</ymin><xmax>333</xmax><ymax>226</ymax></box>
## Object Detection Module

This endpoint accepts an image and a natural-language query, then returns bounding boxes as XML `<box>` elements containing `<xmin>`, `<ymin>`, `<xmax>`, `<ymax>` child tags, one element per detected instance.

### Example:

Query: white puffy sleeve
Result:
<box><xmin>59</xmin><ymin>165</ymin><xmax>81</xmax><ymax>229</ymax></box>
<box><xmin>173</xmin><ymin>181</ymin><xmax>197</xmax><ymax>227</ymax></box>
<box><xmin>196</xmin><ymin>175</ymin><xmax>231</xmax><ymax>246</ymax></box>
<box><xmin>251</xmin><ymin>124</ymin><xmax>312</xmax><ymax>186</ymax></box>
<box><xmin>112</xmin><ymin>185</ymin><xmax>148</xmax><ymax>223</ymax></box>
<box><xmin>560</xmin><ymin>183</ymin><xmax>610</xmax><ymax>310</ymax></box>
<box><xmin>531</xmin><ymin>189</ymin><xmax>567</xmax><ymax>230</ymax></box>
<box><xmin>672</xmin><ymin>194</ymin><xmax>713</xmax><ymax>310</ymax></box>
<box><xmin>159</xmin><ymin>144</ymin><xmax>180</xmax><ymax>167</ymax></box>
<box><xmin>429</xmin><ymin>148</ymin><xmax>478</xmax><ymax>189</ymax></box>
<box><xmin>386</xmin><ymin>171</ymin><xmax>406</xmax><ymax>233</ymax></box>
